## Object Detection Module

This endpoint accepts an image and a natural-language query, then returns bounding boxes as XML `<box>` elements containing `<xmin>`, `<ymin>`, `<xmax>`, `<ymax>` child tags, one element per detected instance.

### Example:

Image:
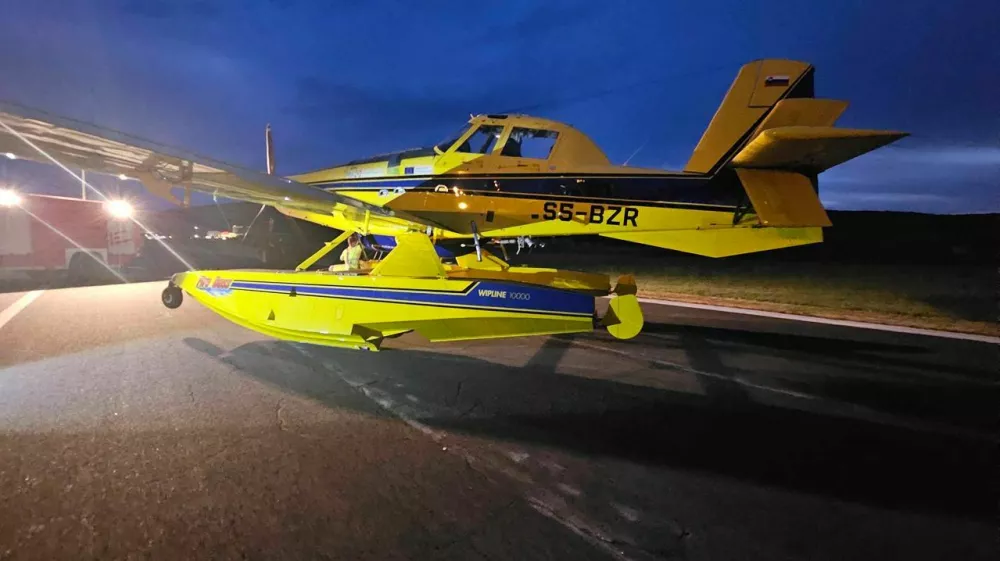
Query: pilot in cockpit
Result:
<box><xmin>501</xmin><ymin>132</ymin><xmax>522</xmax><ymax>157</ymax></box>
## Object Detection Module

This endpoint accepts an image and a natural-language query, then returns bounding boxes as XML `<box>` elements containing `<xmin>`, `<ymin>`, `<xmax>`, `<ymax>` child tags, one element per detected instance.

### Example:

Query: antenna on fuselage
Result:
<box><xmin>248</xmin><ymin>124</ymin><xmax>276</xmax><ymax>249</ymax></box>
<box><xmin>265</xmin><ymin>124</ymin><xmax>276</xmax><ymax>175</ymax></box>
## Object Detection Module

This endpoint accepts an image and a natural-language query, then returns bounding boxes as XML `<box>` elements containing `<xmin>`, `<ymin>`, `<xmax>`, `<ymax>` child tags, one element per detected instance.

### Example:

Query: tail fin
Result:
<box><xmin>605</xmin><ymin>60</ymin><xmax>908</xmax><ymax>257</ymax></box>
<box><xmin>685</xmin><ymin>59</ymin><xmax>817</xmax><ymax>174</ymax></box>
<box><xmin>686</xmin><ymin>59</ymin><xmax>906</xmax><ymax>228</ymax></box>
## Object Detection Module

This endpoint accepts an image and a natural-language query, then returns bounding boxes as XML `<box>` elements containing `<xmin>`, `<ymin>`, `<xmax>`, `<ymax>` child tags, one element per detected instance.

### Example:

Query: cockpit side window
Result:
<box><xmin>454</xmin><ymin>125</ymin><xmax>504</xmax><ymax>154</ymax></box>
<box><xmin>501</xmin><ymin>128</ymin><xmax>559</xmax><ymax>159</ymax></box>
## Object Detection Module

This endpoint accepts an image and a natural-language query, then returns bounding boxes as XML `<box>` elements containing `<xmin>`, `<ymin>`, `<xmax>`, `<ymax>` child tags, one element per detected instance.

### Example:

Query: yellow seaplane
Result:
<box><xmin>0</xmin><ymin>59</ymin><xmax>905</xmax><ymax>350</ymax></box>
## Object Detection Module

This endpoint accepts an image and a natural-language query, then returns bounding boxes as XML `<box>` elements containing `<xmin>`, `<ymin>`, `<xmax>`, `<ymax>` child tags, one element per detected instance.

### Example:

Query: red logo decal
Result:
<box><xmin>195</xmin><ymin>276</ymin><xmax>233</xmax><ymax>293</ymax></box>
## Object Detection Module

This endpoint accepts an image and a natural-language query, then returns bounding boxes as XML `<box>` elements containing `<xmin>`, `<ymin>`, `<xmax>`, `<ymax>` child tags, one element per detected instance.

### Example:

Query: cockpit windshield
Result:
<box><xmin>434</xmin><ymin>125</ymin><xmax>471</xmax><ymax>152</ymax></box>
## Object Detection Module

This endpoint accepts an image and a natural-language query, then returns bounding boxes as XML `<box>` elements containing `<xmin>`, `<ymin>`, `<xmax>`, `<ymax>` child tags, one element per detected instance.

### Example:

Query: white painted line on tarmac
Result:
<box><xmin>0</xmin><ymin>290</ymin><xmax>43</xmax><ymax>331</ymax></box>
<box><xmin>295</xmin><ymin>344</ymin><xmax>645</xmax><ymax>561</ymax></box>
<box><xmin>633</xmin><ymin>297</ymin><xmax>1000</xmax><ymax>345</ymax></box>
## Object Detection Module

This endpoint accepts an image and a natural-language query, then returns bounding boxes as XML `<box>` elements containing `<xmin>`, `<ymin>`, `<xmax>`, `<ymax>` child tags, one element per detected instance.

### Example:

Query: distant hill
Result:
<box><xmin>817</xmin><ymin>210</ymin><xmax>998</xmax><ymax>264</ymax></box>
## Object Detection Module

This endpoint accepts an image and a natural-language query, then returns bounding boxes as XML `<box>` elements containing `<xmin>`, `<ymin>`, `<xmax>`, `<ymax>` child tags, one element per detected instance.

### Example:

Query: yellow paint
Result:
<box><xmin>684</xmin><ymin>60</ymin><xmax>813</xmax><ymax>173</ymax></box>
<box><xmin>735</xmin><ymin>169</ymin><xmax>831</xmax><ymax>227</ymax></box>
<box><xmin>170</xmin><ymin>232</ymin><xmax>641</xmax><ymax>350</ymax></box>
<box><xmin>749</xmin><ymin>98</ymin><xmax>848</xmax><ymax>133</ymax></box>
<box><xmin>174</xmin><ymin>270</ymin><xmax>597</xmax><ymax>351</ymax></box>
<box><xmin>288</xmin><ymin>114</ymin><xmax>663</xmax><ymax>185</ymax></box>
<box><xmin>369</xmin><ymin>232</ymin><xmax>447</xmax><ymax>278</ymax></box>
<box><xmin>446</xmin><ymin>260</ymin><xmax>612</xmax><ymax>294</ymax></box>
<box><xmin>267</xmin><ymin>60</ymin><xmax>903</xmax><ymax>259</ymax></box>
<box><xmin>732</xmin><ymin>126</ymin><xmax>909</xmax><ymax>172</ymax></box>
<box><xmin>603</xmin><ymin>227</ymin><xmax>823</xmax><ymax>258</ymax></box>
<box><xmin>604</xmin><ymin>294</ymin><xmax>643</xmax><ymax>340</ymax></box>
<box><xmin>455</xmin><ymin>250</ymin><xmax>509</xmax><ymax>271</ymax></box>
<box><xmin>1</xmin><ymin>59</ymin><xmax>908</xmax><ymax>264</ymax></box>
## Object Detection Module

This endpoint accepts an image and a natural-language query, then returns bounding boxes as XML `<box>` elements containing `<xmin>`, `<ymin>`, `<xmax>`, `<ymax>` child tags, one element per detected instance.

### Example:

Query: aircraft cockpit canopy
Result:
<box><xmin>434</xmin><ymin>114</ymin><xmax>611</xmax><ymax>167</ymax></box>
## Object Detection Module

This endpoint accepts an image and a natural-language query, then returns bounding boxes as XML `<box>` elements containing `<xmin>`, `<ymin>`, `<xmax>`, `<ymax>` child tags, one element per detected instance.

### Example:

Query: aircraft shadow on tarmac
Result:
<box><xmin>621</xmin><ymin>322</ymin><xmax>1000</xmax><ymax>427</ymax></box>
<box><xmin>183</xmin><ymin>335</ymin><xmax>996</xmax><ymax>522</ymax></box>
<box><xmin>632</xmin><ymin>321</ymin><xmax>995</xmax><ymax>379</ymax></box>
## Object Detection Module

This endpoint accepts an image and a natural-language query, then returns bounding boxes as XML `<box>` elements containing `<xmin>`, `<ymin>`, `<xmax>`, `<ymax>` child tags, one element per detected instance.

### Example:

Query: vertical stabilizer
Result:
<box><xmin>684</xmin><ymin>59</ymin><xmax>814</xmax><ymax>173</ymax></box>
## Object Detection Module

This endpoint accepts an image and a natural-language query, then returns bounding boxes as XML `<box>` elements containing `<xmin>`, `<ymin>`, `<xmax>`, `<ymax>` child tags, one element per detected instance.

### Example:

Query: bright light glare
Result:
<box><xmin>105</xmin><ymin>199</ymin><xmax>134</xmax><ymax>219</ymax></box>
<box><xmin>4</xmin><ymin>152</ymin><xmax>15</xmax><ymax>160</ymax></box>
<box><xmin>0</xmin><ymin>189</ymin><xmax>22</xmax><ymax>206</ymax></box>
<box><xmin>118</xmin><ymin>173</ymin><xmax>129</xmax><ymax>181</ymax></box>
<box><xmin>458</xmin><ymin>201</ymin><xmax>468</xmax><ymax>210</ymax></box>
<box><xmin>0</xmin><ymin>117</ymin><xmax>196</xmax><ymax>271</ymax></box>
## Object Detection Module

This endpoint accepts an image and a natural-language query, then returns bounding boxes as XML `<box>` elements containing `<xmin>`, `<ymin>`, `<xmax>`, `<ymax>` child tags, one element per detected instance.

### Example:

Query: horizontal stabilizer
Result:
<box><xmin>731</xmin><ymin>126</ymin><xmax>907</xmax><ymax>173</ymax></box>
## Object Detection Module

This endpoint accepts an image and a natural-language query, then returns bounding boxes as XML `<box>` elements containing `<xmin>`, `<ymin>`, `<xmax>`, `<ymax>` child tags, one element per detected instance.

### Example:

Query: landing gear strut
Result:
<box><xmin>470</xmin><ymin>221</ymin><xmax>482</xmax><ymax>262</ymax></box>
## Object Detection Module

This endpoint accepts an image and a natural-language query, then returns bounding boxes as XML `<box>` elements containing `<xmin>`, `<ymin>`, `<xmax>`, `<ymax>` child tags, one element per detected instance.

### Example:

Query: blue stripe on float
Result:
<box><xmin>233</xmin><ymin>278</ymin><xmax>476</xmax><ymax>295</ymax></box>
<box><xmin>229</xmin><ymin>280</ymin><xmax>593</xmax><ymax>316</ymax></box>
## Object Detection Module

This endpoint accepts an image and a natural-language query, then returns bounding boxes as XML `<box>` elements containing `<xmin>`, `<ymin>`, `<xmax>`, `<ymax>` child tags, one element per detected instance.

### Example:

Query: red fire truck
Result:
<box><xmin>0</xmin><ymin>191</ymin><xmax>143</xmax><ymax>283</ymax></box>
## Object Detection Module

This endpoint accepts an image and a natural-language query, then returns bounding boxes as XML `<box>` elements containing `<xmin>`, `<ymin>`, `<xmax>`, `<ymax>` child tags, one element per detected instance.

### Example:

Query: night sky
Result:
<box><xmin>0</xmin><ymin>0</ymin><xmax>996</xmax><ymax>213</ymax></box>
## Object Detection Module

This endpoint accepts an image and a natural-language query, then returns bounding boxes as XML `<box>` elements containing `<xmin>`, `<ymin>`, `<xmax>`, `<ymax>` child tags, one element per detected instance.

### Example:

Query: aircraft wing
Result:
<box><xmin>0</xmin><ymin>100</ymin><xmax>389</xmax><ymax>219</ymax></box>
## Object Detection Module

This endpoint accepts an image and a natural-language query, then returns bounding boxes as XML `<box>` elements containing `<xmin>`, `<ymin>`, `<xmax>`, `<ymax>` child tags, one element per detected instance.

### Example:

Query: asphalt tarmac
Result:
<box><xmin>0</xmin><ymin>282</ymin><xmax>996</xmax><ymax>561</ymax></box>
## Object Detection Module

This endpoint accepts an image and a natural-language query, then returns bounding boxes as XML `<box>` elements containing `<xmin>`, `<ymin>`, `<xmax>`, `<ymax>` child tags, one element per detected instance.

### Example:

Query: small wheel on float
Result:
<box><xmin>161</xmin><ymin>285</ymin><xmax>183</xmax><ymax>309</ymax></box>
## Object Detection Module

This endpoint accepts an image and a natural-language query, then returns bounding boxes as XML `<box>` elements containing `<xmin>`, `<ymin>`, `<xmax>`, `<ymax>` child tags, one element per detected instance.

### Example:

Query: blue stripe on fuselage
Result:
<box><xmin>319</xmin><ymin>178</ymin><xmax>426</xmax><ymax>189</ymax></box>
<box><xmin>229</xmin><ymin>280</ymin><xmax>594</xmax><ymax>316</ymax></box>
<box><xmin>310</xmin><ymin>173</ymin><xmax>742</xmax><ymax>209</ymax></box>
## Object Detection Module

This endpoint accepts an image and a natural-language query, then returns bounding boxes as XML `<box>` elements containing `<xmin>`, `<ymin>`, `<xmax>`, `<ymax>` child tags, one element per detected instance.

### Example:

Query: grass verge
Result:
<box><xmin>531</xmin><ymin>255</ymin><xmax>998</xmax><ymax>337</ymax></box>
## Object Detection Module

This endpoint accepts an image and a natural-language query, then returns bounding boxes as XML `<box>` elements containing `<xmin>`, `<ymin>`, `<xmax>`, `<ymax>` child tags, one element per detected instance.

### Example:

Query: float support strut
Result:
<box><xmin>296</xmin><ymin>230</ymin><xmax>353</xmax><ymax>271</ymax></box>
<box><xmin>362</xmin><ymin>210</ymin><xmax>371</xmax><ymax>234</ymax></box>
